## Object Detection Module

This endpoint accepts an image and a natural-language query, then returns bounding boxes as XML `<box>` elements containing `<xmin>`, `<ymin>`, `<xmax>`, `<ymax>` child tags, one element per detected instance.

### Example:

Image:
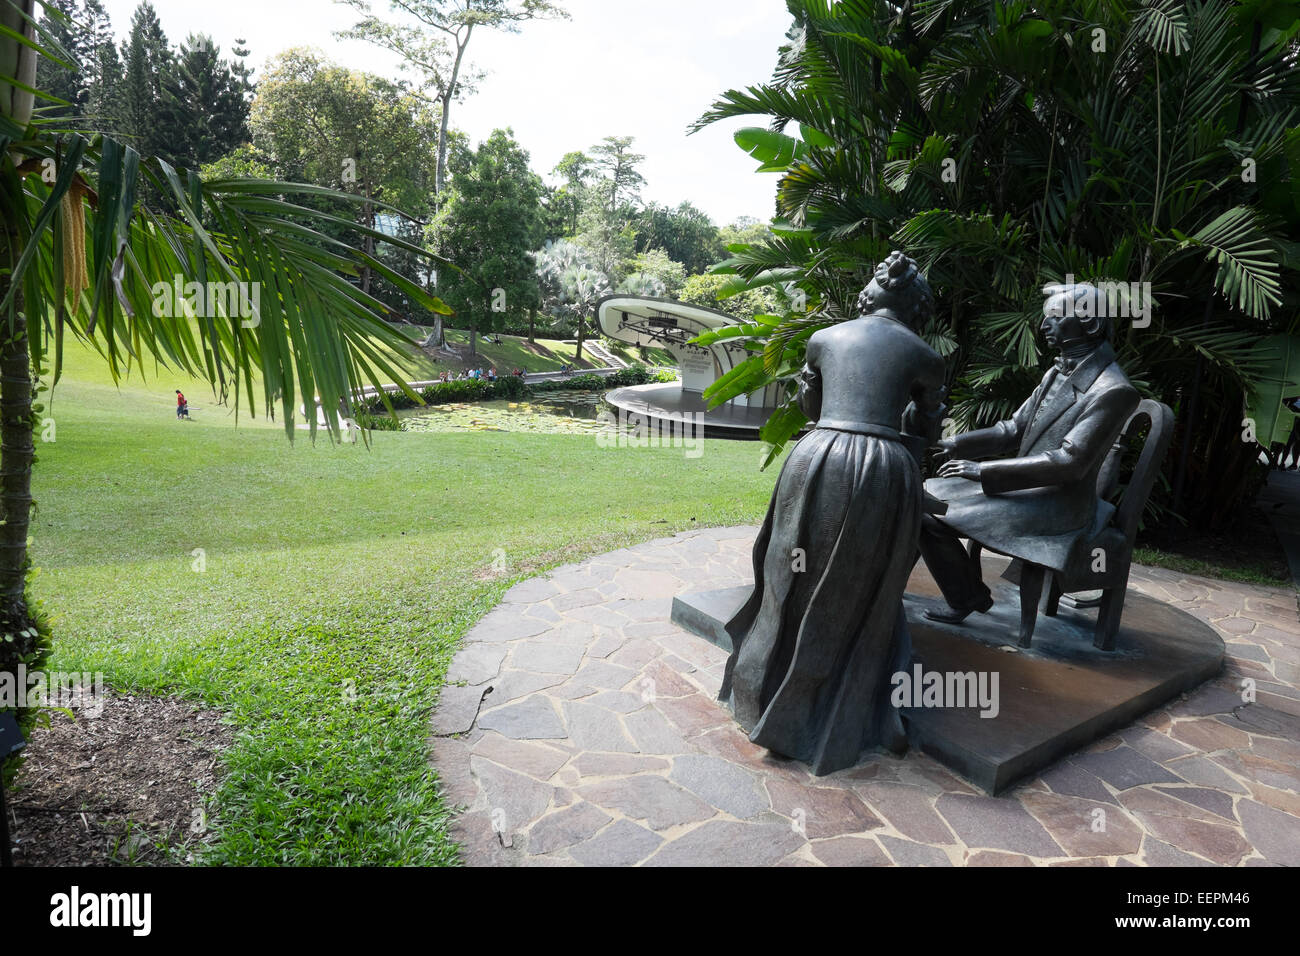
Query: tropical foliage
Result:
<box><xmin>692</xmin><ymin>0</ymin><xmax>1300</xmax><ymax>531</ymax></box>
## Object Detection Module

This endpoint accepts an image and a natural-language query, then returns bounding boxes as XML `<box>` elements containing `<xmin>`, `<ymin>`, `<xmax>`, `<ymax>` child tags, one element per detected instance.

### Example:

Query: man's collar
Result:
<box><xmin>1055</xmin><ymin>340</ymin><xmax>1114</xmax><ymax>377</ymax></box>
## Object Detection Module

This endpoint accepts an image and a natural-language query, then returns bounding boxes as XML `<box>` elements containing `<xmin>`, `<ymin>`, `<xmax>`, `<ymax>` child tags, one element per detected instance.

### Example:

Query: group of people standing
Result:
<box><xmin>438</xmin><ymin>367</ymin><xmax>499</xmax><ymax>383</ymax></box>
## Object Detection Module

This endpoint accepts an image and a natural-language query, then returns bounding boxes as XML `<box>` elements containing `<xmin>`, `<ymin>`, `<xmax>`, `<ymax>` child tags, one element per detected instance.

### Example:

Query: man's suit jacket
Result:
<box><xmin>924</xmin><ymin>341</ymin><xmax>1140</xmax><ymax>573</ymax></box>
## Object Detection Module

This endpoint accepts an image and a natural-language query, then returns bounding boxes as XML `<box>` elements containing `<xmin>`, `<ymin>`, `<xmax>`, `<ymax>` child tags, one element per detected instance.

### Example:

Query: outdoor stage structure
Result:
<box><xmin>595</xmin><ymin>295</ymin><xmax>785</xmax><ymax>439</ymax></box>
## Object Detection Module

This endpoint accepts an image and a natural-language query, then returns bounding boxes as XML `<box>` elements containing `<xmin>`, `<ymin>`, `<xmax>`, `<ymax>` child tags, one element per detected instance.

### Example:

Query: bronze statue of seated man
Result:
<box><xmin>919</xmin><ymin>282</ymin><xmax>1140</xmax><ymax>624</ymax></box>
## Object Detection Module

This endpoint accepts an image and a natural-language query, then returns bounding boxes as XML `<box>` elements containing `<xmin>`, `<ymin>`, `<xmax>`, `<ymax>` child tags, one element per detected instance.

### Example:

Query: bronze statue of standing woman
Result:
<box><xmin>719</xmin><ymin>252</ymin><xmax>946</xmax><ymax>775</ymax></box>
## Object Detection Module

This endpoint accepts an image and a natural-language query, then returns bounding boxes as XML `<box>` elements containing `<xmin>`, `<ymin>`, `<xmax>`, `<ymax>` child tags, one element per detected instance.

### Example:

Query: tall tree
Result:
<box><xmin>118</xmin><ymin>1</ymin><xmax>171</xmax><ymax>160</ymax></box>
<box><xmin>251</xmin><ymin>49</ymin><xmax>439</xmax><ymax>301</ymax></box>
<box><xmin>336</xmin><ymin>0</ymin><xmax>569</xmax><ymax>200</ymax></box>
<box><xmin>550</xmin><ymin>149</ymin><xmax>593</xmax><ymax>237</ymax></box>
<box><xmin>161</xmin><ymin>34</ymin><xmax>254</xmax><ymax>169</ymax></box>
<box><xmin>33</xmin><ymin>0</ymin><xmax>83</xmax><ymax>118</ymax></box>
<box><xmin>578</xmin><ymin>135</ymin><xmax>645</xmax><ymax>280</ymax></box>
<box><xmin>32</xmin><ymin>0</ymin><xmax>113</xmax><ymax>124</ymax></box>
<box><xmin>84</xmin><ymin>2</ymin><xmax>122</xmax><ymax>132</ymax></box>
<box><xmin>590</xmin><ymin>135</ymin><xmax>644</xmax><ymax>213</ymax></box>
<box><xmin>633</xmin><ymin>200</ymin><xmax>725</xmax><ymax>275</ymax></box>
<box><xmin>437</xmin><ymin>128</ymin><xmax>546</xmax><ymax>355</ymax></box>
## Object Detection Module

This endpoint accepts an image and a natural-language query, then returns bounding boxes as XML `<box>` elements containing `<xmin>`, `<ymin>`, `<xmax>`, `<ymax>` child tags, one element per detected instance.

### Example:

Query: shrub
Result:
<box><xmin>1</xmin><ymin>579</ymin><xmax>53</xmax><ymax>788</ymax></box>
<box><xmin>360</xmin><ymin>375</ymin><xmax>529</xmax><ymax>414</ymax></box>
<box><xmin>529</xmin><ymin>364</ymin><xmax>675</xmax><ymax>394</ymax></box>
<box><xmin>355</xmin><ymin>413</ymin><xmax>401</xmax><ymax>432</ymax></box>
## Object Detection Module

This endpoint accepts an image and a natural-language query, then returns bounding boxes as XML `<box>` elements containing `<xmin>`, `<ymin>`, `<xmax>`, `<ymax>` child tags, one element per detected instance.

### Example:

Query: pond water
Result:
<box><xmin>399</xmin><ymin>390</ymin><xmax>610</xmax><ymax>435</ymax></box>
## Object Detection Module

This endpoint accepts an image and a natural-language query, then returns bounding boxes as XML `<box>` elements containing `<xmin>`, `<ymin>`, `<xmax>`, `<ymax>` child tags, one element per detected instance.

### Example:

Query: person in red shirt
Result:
<box><xmin>175</xmin><ymin>390</ymin><xmax>189</xmax><ymax>420</ymax></box>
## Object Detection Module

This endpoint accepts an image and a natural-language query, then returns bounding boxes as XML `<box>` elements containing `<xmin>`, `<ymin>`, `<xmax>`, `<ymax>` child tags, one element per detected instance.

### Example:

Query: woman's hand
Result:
<box><xmin>932</xmin><ymin>436</ymin><xmax>957</xmax><ymax>461</ymax></box>
<box><xmin>796</xmin><ymin>364</ymin><xmax>822</xmax><ymax>421</ymax></box>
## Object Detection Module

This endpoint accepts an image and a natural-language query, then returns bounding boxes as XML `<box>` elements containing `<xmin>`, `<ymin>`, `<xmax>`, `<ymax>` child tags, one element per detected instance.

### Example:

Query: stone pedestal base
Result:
<box><xmin>670</xmin><ymin>557</ymin><xmax>1225</xmax><ymax>794</ymax></box>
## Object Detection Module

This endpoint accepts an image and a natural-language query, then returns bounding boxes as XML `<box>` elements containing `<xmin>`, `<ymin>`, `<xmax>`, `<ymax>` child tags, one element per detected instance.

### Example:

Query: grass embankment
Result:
<box><xmin>391</xmin><ymin>325</ymin><xmax>673</xmax><ymax>374</ymax></box>
<box><xmin>29</xmin><ymin>344</ymin><xmax>775</xmax><ymax>865</ymax></box>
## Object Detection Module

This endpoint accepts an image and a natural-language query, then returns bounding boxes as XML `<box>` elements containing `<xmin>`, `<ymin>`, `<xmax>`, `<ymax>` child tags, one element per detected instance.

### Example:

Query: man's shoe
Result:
<box><xmin>923</xmin><ymin>593</ymin><xmax>994</xmax><ymax>625</ymax></box>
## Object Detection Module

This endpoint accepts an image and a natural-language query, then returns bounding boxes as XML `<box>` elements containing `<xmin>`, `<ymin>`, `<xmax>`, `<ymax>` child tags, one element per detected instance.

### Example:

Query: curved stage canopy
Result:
<box><xmin>596</xmin><ymin>295</ymin><xmax>784</xmax><ymax>438</ymax></box>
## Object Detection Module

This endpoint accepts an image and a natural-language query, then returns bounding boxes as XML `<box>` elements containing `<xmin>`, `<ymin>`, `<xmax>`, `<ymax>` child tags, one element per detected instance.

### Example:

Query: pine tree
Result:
<box><xmin>161</xmin><ymin>34</ymin><xmax>253</xmax><ymax>168</ymax></box>
<box><xmin>85</xmin><ymin>31</ymin><xmax>123</xmax><ymax>134</ymax></box>
<box><xmin>34</xmin><ymin>0</ymin><xmax>89</xmax><ymax>120</ymax></box>
<box><xmin>119</xmin><ymin>1</ymin><xmax>172</xmax><ymax>160</ymax></box>
<box><xmin>79</xmin><ymin>0</ymin><xmax>118</xmax><ymax>127</ymax></box>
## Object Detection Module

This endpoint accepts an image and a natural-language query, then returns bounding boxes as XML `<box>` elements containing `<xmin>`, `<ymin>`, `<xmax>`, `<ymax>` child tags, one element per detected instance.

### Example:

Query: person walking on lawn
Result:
<box><xmin>175</xmin><ymin>390</ymin><xmax>189</xmax><ymax>420</ymax></box>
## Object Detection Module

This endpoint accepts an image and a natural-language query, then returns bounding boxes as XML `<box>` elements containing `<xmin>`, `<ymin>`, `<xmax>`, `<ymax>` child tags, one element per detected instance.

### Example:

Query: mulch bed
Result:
<box><xmin>5</xmin><ymin>691</ymin><xmax>231</xmax><ymax>866</ymax></box>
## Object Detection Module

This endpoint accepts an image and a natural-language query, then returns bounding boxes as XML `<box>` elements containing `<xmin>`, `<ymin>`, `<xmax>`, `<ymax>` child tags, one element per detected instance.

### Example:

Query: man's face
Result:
<box><xmin>1041</xmin><ymin>293</ymin><xmax>1088</xmax><ymax>351</ymax></box>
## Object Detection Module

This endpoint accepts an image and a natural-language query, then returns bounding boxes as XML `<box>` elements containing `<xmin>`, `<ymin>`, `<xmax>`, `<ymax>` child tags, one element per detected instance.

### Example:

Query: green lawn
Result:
<box><xmin>443</xmin><ymin>329</ymin><xmax>590</xmax><ymax>372</ymax></box>
<box><xmin>48</xmin><ymin>322</ymin><xmax>438</xmax><ymax>427</ymax></box>
<box><xmin>28</xmin><ymin>352</ymin><xmax>776</xmax><ymax>865</ymax></box>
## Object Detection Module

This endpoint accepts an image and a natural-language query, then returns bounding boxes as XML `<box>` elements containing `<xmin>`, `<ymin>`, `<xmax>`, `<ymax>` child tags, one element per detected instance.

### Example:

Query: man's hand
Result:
<box><xmin>937</xmin><ymin>459</ymin><xmax>981</xmax><ymax>480</ymax></box>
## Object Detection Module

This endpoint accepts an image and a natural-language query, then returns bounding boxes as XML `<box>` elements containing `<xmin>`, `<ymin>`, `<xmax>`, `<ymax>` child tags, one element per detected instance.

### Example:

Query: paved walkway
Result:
<box><xmin>430</xmin><ymin>528</ymin><xmax>1300</xmax><ymax>867</ymax></box>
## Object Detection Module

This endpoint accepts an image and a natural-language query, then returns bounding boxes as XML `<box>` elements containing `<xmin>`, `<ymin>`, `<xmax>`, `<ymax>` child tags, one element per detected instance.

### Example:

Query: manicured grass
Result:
<box><xmin>46</xmin><ymin>323</ymin><xmax>436</xmax><ymax>429</ymax></box>
<box><xmin>394</xmin><ymin>327</ymin><xmax>675</xmax><ymax>374</ymax></box>
<box><xmin>29</xmin><ymin>351</ymin><xmax>777</xmax><ymax>865</ymax></box>
<box><xmin>440</xmin><ymin>329</ymin><xmax>597</xmax><ymax>372</ymax></box>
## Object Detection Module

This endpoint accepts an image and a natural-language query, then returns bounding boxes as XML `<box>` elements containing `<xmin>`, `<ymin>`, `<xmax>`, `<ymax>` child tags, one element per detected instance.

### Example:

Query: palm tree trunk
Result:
<box><xmin>1</xmin><ymin>0</ymin><xmax>35</xmax><ymax>623</ymax></box>
<box><xmin>575</xmin><ymin>315</ymin><xmax>584</xmax><ymax>365</ymax></box>
<box><xmin>0</xmin><ymin>306</ymin><xmax>33</xmax><ymax>613</ymax></box>
<box><xmin>0</xmin><ymin>225</ymin><xmax>33</xmax><ymax>622</ymax></box>
<box><xmin>528</xmin><ymin>306</ymin><xmax>536</xmax><ymax>344</ymax></box>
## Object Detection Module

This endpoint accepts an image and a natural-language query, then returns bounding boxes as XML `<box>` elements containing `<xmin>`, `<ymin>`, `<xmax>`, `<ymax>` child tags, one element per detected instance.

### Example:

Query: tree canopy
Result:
<box><xmin>437</xmin><ymin>128</ymin><xmax>547</xmax><ymax>351</ymax></box>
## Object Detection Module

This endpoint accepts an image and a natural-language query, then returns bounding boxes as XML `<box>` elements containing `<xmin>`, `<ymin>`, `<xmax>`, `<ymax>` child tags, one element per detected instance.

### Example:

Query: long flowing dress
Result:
<box><xmin>718</xmin><ymin>422</ymin><xmax>921</xmax><ymax>776</ymax></box>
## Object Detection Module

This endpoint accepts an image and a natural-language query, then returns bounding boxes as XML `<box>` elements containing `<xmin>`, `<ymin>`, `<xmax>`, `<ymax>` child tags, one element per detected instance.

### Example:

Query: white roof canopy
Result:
<box><xmin>596</xmin><ymin>295</ymin><xmax>740</xmax><ymax>350</ymax></box>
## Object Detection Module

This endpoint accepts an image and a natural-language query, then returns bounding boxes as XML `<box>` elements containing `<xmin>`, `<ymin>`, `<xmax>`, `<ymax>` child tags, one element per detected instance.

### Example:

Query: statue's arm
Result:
<box><xmin>902</xmin><ymin>350</ymin><xmax>947</xmax><ymax>446</ymax></box>
<box><xmin>796</xmin><ymin>337</ymin><xmax>824</xmax><ymax>421</ymax></box>
<box><xmin>948</xmin><ymin>384</ymin><xmax>1040</xmax><ymax>460</ymax></box>
<box><xmin>978</xmin><ymin>385</ymin><xmax>1140</xmax><ymax>494</ymax></box>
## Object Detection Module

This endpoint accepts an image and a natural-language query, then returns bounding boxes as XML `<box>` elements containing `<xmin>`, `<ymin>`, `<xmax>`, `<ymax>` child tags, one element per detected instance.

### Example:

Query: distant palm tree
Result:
<box><xmin>1</xmin><ymin>0</ymin><xmax>450</xmax><ymax>758</ymax></box>
<box><xmin>560</xmin><ymin>263</ymin><xmax>611</xmax><ymax>364</ymax></box>
<box><xmin>532</xmin><ymin>239</ymin><xmax>610</xmax><ymax>363</ymax></box>
<box><xmin>617</xmin><ymin>271</ymin><xmax>667</xmax><ymax>298</ymax></box>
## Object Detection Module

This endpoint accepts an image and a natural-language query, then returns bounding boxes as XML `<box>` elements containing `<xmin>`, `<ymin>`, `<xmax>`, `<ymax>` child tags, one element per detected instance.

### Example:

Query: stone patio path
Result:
<box><xmin>430</xmin><ymin>527</ymin><xmax>1300</xmax><ymax>866</ymax></box>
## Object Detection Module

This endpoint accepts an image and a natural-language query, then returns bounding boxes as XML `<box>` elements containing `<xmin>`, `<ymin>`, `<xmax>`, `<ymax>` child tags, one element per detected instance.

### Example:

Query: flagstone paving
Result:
<box><xmin>429</xmin><ymin>527</ymin><xmax>1300</xmax><ymax>867</ymax></box>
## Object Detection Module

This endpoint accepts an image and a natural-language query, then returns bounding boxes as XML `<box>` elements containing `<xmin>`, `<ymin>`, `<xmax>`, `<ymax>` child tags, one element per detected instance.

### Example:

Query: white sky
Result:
<box><xmin>98</xmin><ymin>0</ymin><xmax>790</xmax><ymax>226</ymax></box>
